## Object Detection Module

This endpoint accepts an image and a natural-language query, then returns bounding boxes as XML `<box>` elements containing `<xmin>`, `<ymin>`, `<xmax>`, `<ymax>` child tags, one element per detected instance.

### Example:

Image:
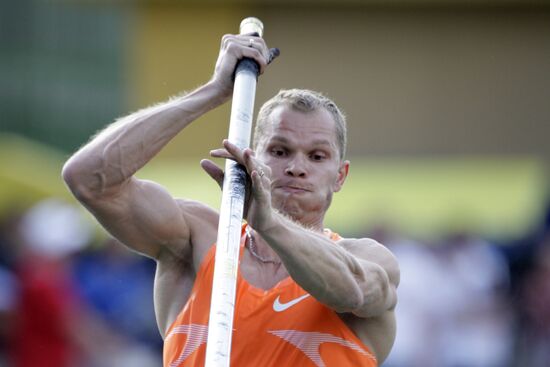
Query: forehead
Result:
<box><xmin>261</xmin><ymin>105</ymin><xmax>338</xmax><ymax>148</ymax></box>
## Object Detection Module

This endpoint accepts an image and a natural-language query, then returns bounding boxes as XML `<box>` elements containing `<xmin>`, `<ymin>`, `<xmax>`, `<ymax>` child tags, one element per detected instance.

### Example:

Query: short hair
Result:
<box><xmin>253</xmin><ymin>89</ymin><xmax>347</xmax><ymax>160</ymax></box>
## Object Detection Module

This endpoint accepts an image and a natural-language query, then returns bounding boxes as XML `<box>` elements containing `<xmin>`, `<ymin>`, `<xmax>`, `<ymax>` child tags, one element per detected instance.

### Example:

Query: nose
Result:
<box><xmin>284</xmin><ymin>155</ymin><xmax>307</xmax><ymax>178</ymax></box>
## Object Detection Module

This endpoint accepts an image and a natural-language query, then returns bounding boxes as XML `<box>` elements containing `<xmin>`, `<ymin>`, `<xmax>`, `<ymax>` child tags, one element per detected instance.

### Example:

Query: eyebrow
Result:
<box><xmin>269</xmin><ymin>135</ymin><xmax>334</xmax><ymax>148</ymax></box>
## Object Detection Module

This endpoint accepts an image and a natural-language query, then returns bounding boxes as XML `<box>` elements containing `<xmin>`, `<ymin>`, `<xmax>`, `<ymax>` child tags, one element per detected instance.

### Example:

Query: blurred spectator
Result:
<box><xmin>379</xmin><ymin>226</ymin><xmax>513</xmax><ymax>367</ymax></box>
<box><xmin>515</xmin><ymin>232</ymin><xmax>550</xmax><ymax>367</ymax></box>
<box><xmin>0</xmin><ymin>211</ymin><xmax>20</xmax><ymax>270</ymax></box>
<box><xmin>0</xmin><ymin>210</ymin><xmax>23</xmax><ymax>367</ymax></box>
<box><xmin>9</xmin><ymin>199</ymin><xmax>97</xmax><ymax>366</ymax></box>
<box><xmin>6</xmin><ymin>198</ymin><xmax>159</xmax><ymax>367</ymax></box>
<box><xmin>0</xmin><ymin>266</ymin><xmax>17</xmax><ymax>367</ymax></box>
<box><xmin>72</xmin><ymin>238</ymin><xmax>161</xmax><ymax>350</ymax></box>
<box><xmin>376</xmin><ymin>232</ymin><xmax>442</xmax><ymax>367</ymax></box>
<box><xmin>433</xmin><ymin>233</ymin><xmax>513</xmax><ymax>367</ymax></box>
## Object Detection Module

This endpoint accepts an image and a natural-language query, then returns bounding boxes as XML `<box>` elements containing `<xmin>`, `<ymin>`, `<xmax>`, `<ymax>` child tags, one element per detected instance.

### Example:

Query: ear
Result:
<box><xmin>333</xmin><ymin>160</ymin><xmax>350</xmax><ymax>192</ymax></box>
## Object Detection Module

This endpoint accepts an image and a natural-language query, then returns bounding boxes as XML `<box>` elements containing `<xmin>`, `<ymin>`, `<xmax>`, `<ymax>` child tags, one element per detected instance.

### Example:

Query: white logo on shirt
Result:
<box><xmin>165</xmin><ymin>323</ymin><xmax>377</xmax><ymax>366</ymax></box>
<box><xmin>273</xmin><ymin>294</ymin><xmax>310</xmax><ymax>312</ymax></box>
<box><xmin>165</xmin><ymin>324</ymin><xmax>208</xmax><ymax>367</ymax></box>
<box><xmin>269</xmin><ymin>329</ymin><xmax>377</xmax><ymax>367</ymax></box>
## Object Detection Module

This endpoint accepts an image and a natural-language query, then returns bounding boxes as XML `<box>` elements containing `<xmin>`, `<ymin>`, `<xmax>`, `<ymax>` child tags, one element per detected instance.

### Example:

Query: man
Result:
<box><xmin>62</xmin><ymin>33</ymin><xmax>399</xmax><ymax>366</ymax></box>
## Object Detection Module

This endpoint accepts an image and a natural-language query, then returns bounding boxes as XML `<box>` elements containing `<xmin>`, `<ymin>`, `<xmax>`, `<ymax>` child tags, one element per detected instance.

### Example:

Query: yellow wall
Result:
<box><xmin>128</xmin><ymin>5</ymin><xmax>253</xmax><ymax>159</ymax></box>
<box><xmin>108</xmin><ymin>3</ymin><xmax>550</xmax><ymax>239</ymax></box>
<box><xmin>126</xmin><ymin>5</ymin><xmax>550</xmax><ymax>163</ymax></box>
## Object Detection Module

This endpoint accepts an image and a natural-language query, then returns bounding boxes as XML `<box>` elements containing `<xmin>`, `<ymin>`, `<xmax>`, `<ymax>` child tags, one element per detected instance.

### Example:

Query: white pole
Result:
<box><xmin>204</xmin><ymin>17</ymin><xmax>264</xmax><ymax>367</ymax></box>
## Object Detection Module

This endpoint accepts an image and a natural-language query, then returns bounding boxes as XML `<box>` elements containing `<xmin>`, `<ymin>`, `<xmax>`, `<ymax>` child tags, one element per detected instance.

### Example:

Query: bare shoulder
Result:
<box><xmin>176</xmin><ymin>198</ymin><xmax>219</xmax><ymax>228</ymax></box>
<box><xmin>338</xmin><ymin>237</ymin><xmax>400</xmax><ymax>288</ymax></box>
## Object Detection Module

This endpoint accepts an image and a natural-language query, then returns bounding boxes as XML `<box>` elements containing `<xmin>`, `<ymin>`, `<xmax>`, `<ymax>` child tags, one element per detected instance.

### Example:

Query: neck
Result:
<box><xmin>275</xmin><ymin>200</ymin><xmax>327</xmax><ymax>233</ymax></box>
<box><xmin>287</xmin><ymin>214</ymin><xmax>325</xmax><ymax>234</ymax></box>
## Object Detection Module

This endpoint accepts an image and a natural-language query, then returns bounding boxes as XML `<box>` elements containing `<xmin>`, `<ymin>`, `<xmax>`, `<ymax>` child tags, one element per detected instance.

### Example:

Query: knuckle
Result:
<box><xmin>226</xmin><ymin>42</ymin><xmax>243</xmax><ymax>57</ymax></box>
<box><xmin>226</xmin><ymin>42</ymin><xmax>239</xmax><ymax>53</ymax></box>
<box><xmin>221</xmin><ymin>34</ymin><xmax>237</xmax><ymax>49</ymax></box>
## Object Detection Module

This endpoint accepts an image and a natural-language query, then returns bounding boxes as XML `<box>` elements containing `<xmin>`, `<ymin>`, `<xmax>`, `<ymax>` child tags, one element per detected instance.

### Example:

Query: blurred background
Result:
<box><xmin>1</xmin><ymin>0</ymin><xmax>549</xmax><ymax>366</ymax></box>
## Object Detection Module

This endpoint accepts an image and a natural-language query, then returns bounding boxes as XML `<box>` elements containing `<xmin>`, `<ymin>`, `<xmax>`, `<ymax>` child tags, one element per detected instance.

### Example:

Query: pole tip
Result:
<box><xmin>240</xmin><ymin>17</ymin><xmax>264</xmax><ymax>37</ymax></box>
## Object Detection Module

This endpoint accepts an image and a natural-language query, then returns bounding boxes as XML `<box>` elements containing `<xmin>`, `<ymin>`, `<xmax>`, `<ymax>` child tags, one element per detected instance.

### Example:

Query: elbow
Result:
<box><xmin>354</xmin><ymin>266</ymin><xmax>395</xmax><ymax>317</ymax></box>
<box><xmin>61</xmin><ymin>158</ymin><xmax>96</xmax><ymax>203</ymax></box>
<box><xmin>347</xmin><ymin>289</ymin><xmax>365</xmax><ymax>314</ymax></box>
<box><xmin>330</xmin><ymin>276</ymin><xmax>367</xmax><ymax>314</ymax></box>
<box><xmin>61</xmin><ymin>158</ymin><xmax>76</xmax><ymax>188</ymax></box>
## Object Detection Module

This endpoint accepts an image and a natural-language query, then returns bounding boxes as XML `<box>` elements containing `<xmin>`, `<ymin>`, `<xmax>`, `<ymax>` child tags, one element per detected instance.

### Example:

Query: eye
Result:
<box><xmin>310</xmin><ymin>152</ymin><xmax>327</xmax><ymax>161</ymax></box>
<box><xmin>271</xmin><ymin>147</ymin><xmax>287</xmax><ymax>157</ymax></box>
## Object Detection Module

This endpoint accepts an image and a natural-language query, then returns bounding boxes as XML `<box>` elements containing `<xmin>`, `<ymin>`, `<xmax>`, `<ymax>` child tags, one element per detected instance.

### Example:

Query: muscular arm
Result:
<box><xmin>62</xmin><ymin>83</ymin><xmax>225</xmax><ymax>259</ymax></box>
<box><xmin>62</xmin><ymin>34</ymin><xmax>273</xmax><ymax>260</ymax></box>
<box><xmin>260</xmin><ymin>214</ymin><xmax>400</xmax><ymax>318</ymax></box>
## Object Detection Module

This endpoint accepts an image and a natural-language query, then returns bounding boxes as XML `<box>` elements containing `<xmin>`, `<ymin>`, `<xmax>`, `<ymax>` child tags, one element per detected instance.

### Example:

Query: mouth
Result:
<box><xmin>276</xmin><ymin>185</ymin><xmax>311</xmax><ymax>194</ymax></box>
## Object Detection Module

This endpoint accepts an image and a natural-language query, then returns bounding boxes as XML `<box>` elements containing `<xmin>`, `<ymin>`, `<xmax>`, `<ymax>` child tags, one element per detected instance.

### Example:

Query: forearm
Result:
<box><xmin>259</xmin><ymin>214</ymin><xmax>371</xmax><ymax>313</ymax></box>
<box><xmin>63</xmin><ymin>81</ymin><xmax>227</xmax><ymax>197</ymax></box>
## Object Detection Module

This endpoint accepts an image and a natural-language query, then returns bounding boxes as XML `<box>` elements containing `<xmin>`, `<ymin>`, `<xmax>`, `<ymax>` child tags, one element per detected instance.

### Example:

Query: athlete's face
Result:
<box><xmin>256</xmin><ymin>105</ymin><xmax>349</xmax><ymax>226</ymax></box>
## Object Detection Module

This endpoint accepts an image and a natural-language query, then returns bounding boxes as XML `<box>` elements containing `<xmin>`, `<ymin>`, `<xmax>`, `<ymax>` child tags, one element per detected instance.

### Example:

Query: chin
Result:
<box><xmin>273</xmin><ymin>195</ymin><xmax>326</xmax><ymax>219</ymax></box>
<box><xmin>273</xmin><ymin>195</ymin><xmax>298</xmax><ymax>215</ymax></box>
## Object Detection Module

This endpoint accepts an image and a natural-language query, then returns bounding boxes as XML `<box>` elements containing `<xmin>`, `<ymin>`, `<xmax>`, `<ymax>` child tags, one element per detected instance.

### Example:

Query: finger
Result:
<box><xmin>250</xmin><ymin>169</ymin><xmax>269</xmax><ymax>204</ymax></box>
<box><xmin>224</xmin><ymin>35</ymin><xmax>267</xmax><ymax>57</ymax></box>
<box><xmin>209</xmin><ymin>148</ymin><xmax>233</xmax><ymax>159</ymax></box>
<box><xmin>243</xmin><ymin>147</ymin><xmax>256</xmax><ymax>157</ymax></box>
<box><xmin>242</xmin><ymin>148</ymin><xmax>260</xmax><ymax>173</ymax></box>
<box><xmin>241</xmin><ymin>147</ymin><xmax>265</xmax><ymax>180</ymax></box>
<box><xmin>238</xmin><ymin>34</ymin><xmax>268</xmax><ymax>53</ymax></box>
<box><xmin>200</xmin><ymin>159</ymin><xmax>224</xmax><ymax>190</ymax></box>
<box><xmin>225</xmin><ymin>34</ymin><xmax>264</xmax><ymax>46</ymax></box>
<box><xmin>225</xmin><ymin>36</ymin><xmax>269</xmax><ymax>74</ymax></box>
<box><xmin>220</xmin><ymin>33</ymin><xmax>234</xmax><ymax>48</ymax></box>
<box><xmin>222</xmin><ymin>140</ymin><xmax>246</xmax><ymax>163</ymax></box>
<box><xmin>244</xmin><ymin>148</ymin><xmax>272</xmax><ymax>178</ymax></box>
<box><xmin>238</xmin><ymin>46</ymin><xmax>268</xmax><ymax>74</ymax></box>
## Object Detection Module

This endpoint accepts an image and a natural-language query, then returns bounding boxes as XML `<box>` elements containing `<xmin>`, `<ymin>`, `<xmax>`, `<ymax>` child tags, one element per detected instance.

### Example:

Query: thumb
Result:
<box><xmin>200</xmin><ymin>159</ymin><xmax>224</xmax><ymax>190</ymax></box>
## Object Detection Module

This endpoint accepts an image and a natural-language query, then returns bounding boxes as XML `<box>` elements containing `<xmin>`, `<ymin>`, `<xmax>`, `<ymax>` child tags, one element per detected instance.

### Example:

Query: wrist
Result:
<box><xmin>255</xmin><ymin>210</ymin><xmax>286</xmax><ymax>239</ymax></box>
<box><xmin>205</xmin><ymin>77</ymin><xmax>233</xmax><ymax>105</ymax></box>
<box><xmin>170</xmin><ymin>80</ymin><xmax>231</xmax><ymax>120</ymax></box>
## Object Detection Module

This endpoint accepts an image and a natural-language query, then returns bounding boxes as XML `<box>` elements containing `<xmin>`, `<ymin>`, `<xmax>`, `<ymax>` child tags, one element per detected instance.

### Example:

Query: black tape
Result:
<box><xmin>228</xmin><ymin>163</ymin><xmax>248</xmax><ymax>198</ymax></box>
<box><xmin>235</xmin><ymin>58</ymin><xmax>260</xmax><ymax>80</ymax></box>
<box><xmin>268</xmin><ymin>48</ymin><xmax>280</xmax><ymax>64</ymax></box>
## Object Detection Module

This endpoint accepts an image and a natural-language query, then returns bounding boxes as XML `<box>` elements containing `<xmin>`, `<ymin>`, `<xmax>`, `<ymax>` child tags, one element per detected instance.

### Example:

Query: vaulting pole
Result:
<box><xmin>204</xmin><ymin>17</ymin><xmax>263</xmax><ymax>367</ymax></box>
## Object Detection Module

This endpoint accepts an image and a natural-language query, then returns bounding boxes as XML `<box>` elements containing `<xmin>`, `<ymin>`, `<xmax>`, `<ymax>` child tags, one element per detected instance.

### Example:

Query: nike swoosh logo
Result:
<box><xmin>273</xmin><ymin>294</ymin><xmax>310</xmax><ymax>312</ymax></box>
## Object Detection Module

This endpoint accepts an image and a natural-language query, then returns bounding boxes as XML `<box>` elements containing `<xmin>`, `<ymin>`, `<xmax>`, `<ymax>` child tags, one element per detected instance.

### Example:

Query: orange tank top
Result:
<box><xmin>163</xmin><ymin>225</ymin><xmax>377</xmax><ymax>367</ymax></box>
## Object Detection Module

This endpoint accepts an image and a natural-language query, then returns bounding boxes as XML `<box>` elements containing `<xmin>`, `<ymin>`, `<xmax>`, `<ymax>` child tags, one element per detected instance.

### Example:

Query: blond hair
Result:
<box><xmin>253</xmin><ymin>89</ymin><xmax>347</xmax><ymax>160</ymax></box>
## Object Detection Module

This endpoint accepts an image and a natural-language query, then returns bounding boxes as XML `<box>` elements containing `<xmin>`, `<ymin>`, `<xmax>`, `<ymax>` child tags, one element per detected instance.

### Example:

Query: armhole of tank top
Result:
<box><xmin>163</xmin><ymin>244</ymin><xmax>217</xmax><ymax>339</ymax></box>
<box><xmin>333</xmin><ymin>310</ymin><xmax>378</xmax><ymax>363</ymax></box>
<box><xmin>323</xmin><ymin>228</ymin><xmax>343</xmax><ymax>242</ymax></box>
<box><xmin>192</xmin><ymin>223</ymin><xmax>248</xmax><ymax>286</ymax></box>
<box><xmin>196</xmin><ymin>244</ymin><xmax>216</xmax><ymax>277</ymax></box>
